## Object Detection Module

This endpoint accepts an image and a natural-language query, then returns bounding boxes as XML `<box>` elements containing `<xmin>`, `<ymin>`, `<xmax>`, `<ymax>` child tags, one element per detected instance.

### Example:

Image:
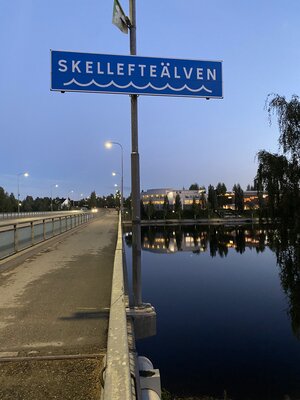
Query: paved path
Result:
<box><xmin>0</xmin><ymin>209</ymin><xmax>118</xmax><ymax>399</ymax></box>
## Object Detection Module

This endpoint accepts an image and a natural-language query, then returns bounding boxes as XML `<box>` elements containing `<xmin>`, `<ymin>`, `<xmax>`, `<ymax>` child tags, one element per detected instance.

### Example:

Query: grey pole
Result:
<box><xmin>110</xmin><ymin>142</ymin><xmax>124</xmax><ymax>214</ymax></box>
<box><xmin>51</xmin><ymin>184</ymin><xmax>58</xmax><ymax>212</ymax></box>
<box><xmin>51</xmin><ymin>187</ymin><xmax>53</xmax><ymax>212</ymax></box>
<box><xmin>17</xmin><ymin>174</ymin><xmax>20</xmax><ymax>214</ymax></box>
<box><xmin>17</xmin><ymin>172</ymin><xmax>28</xmax><ymax>214</ymax></box>
<box><xmin>129</xmin><ymin>0</ymin><xmax>142</xmax><ymax>307</ymax></box>
<box><xmin>121</xmin><ymin>145</ymin><xmax>124</xmax><ymax>214</ymax></box>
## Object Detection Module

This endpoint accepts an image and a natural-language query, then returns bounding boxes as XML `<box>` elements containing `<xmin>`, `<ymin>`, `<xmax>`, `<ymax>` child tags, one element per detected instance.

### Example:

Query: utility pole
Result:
<box><xmin>129</xmin><ymin>0</ymin><xmax>142</xmax><ymax>307</ymax></box>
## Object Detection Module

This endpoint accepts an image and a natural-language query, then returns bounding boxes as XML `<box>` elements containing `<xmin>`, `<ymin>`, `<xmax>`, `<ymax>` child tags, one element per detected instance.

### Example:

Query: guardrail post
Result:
<box><xmin>14</xmin><ymin>224</ymin><xmax>18</xmax><ymax>252</ymax></box>
<box><xmin>52</xmin><ymin>218</ymin><xmax>54</xmax><ymax>237</ymax></box>
<box><xmin>31</xmin><ymin>221</ymin><xmax>34</xmax><ymax>246</ymax></box>
<box><xmin>59</xmin><ymin>217</ymin><xmax>62</xmax><ymax>233</ymax></box>
<box><xmin>65</xmin><ymin>216</ymin><xmax>68</xmax><ymax>231</ymax></box>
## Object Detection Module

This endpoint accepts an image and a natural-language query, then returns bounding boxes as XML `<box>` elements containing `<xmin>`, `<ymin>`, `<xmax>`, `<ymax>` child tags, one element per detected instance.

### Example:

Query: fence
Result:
<box><xmin>0</xmin><ymin>212</ymin><xmax>96</xmax><ymax>260</ymax></box>
<box><xmin>0</xmin><ymin>211</ymin><xmax>78</xmax><ymax>220</ymax></box>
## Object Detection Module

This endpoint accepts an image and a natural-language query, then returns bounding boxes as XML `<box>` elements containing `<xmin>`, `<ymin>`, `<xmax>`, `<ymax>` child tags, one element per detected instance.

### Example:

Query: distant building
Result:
<box><xmin>220</xmin><ymin>191</ymin><xmax>268</xmax><ymax>210</ymax></box>
<box><xmin>141</xmin><ymin>188</ymin><xmax>268</xmax><ymax>211</ymax></box>
<box><xmin>141</xmin><ymin>188</ymin><xmax>206</xmax><ymax>210</ymax></box>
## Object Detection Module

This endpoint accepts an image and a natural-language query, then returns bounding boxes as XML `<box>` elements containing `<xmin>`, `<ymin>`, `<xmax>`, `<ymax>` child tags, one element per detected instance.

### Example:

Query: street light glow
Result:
<box><xmin>17</xmin><ymin>171</ymin><xmax>30</xmax><ymax>214</ymax></box>
<box><xmin>105</xmin><ymin>141</ymin><xmax>113</xmax><ymax>149</ymax></box>
<box><xmin>104</xmin><ymin>140</ymin><xmax>124</xmax><ymax>214</ymax></box>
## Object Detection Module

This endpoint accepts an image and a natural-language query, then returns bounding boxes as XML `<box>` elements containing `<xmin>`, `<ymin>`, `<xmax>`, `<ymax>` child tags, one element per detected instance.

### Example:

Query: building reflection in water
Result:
<box><xmin>134</xmin><ymin>225</ymin><xmax>268</xmax><ymax>256</ymax></box>
<box><xmin>124</xmin><ymin>223</ymin><xmax>300</xmax><ymax>341</ymax></box>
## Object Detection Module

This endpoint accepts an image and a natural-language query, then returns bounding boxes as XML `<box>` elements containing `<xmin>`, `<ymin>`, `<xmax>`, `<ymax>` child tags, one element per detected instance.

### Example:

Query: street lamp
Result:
<box><xmin>105</xmin><ymin>141</ymin><xmax>124</xmax><ymax>214</ymax></box>
<box><xmin>17</xmin><ymin>172</ymin><xmax>29</xmax><ymax>214</ymax></box>
<box><xmin>68</xmin><ymin>190</ymin><xmax>74</xmax><ymax>209</ymax></box>
<box><xmin>50</xmin><ymin>184</ymin><xmax>59</xmax><ymax>212</ymax></box>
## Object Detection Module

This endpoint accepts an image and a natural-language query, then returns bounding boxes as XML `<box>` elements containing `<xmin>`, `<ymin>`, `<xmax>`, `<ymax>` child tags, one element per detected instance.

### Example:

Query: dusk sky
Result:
<box><xmin>1</xmin><ymin>1</ymin><xmax>299</xmax><ymax>200</ymax></box>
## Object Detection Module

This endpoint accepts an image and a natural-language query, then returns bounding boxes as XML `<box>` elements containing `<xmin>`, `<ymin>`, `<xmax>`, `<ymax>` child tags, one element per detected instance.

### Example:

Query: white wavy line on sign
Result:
<box><xmin>63</xmin><ymin>78</ymin><xmax>213</xmax><ymax>93</ymax></box>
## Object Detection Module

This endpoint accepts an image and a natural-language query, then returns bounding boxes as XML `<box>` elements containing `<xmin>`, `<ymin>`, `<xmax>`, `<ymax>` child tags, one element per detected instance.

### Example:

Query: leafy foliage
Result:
<box><xmin>257</xmin><ymin>94</ymin><xmax>300</xmax><ymax>224</ymax></box>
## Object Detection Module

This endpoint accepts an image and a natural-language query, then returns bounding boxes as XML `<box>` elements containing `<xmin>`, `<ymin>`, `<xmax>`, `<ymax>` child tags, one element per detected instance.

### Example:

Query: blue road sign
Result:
<box><xmin>51</xmin><ymin>50</ymin><xmax>223</xmax><ymax>99</ymax></box>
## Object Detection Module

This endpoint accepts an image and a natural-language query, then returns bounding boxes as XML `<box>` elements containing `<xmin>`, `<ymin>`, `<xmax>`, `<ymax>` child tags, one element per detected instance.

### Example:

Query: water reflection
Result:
<box><xmin>126</xmin><ymin>225</ymin><xmax>268</xmax><ymax>256</ymax></box>
<box><xmin>124</xmin><ymin>224</ymin><xmax>300</xmax><ymax>398</ymax></box>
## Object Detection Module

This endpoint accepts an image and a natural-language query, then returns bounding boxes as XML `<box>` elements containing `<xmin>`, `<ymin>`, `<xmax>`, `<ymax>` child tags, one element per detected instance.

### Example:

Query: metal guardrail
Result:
<box><xmin>0</xmin><ymin>211</ymin><xmax>80</xmax><ymax>220</ymax></box>
<box><xmin>0</xmin><ymin>212</ymin><xmax>96</xmax><ymax>261</ymax></box>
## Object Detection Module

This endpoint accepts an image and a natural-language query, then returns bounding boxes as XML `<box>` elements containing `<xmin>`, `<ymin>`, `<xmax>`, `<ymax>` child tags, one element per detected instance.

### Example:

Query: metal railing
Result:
<box><xmin>0</xmin><ymin>212</ymin><xmax>97</xmax><ymax>260</ymax></box>
<box><xmin>0</xmin><ymin>211</ymin><xmax>81</xmax><ymax>220</ymax></box>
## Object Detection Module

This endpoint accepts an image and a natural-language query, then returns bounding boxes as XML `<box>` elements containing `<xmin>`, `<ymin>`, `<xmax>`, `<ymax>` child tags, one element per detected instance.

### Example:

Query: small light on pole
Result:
<box><xmin>51</xmin><ymin>184</ymin><xmax>59</xmax><ymax>212</ymax></box>
<box><xmin>68</xmin><ymin>190</ymin><xmax>74</xmax><ymax>209</ymax></box>
<box><xmin>104</xmin><ymin>141</ymin><xmax>124</xmax><ymax>214</ymax></box>
<box><xmin>17</xmin><ymin>172</ymin><xmax>29</xmax><ymax>214</ymax></box>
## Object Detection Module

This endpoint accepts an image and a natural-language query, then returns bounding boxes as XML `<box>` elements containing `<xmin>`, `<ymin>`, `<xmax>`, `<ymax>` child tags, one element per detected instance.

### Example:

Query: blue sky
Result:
<box><xmin>1</xmin><ymin>0</ymin><xmax>299</xmax><ymax>200</ymax></box>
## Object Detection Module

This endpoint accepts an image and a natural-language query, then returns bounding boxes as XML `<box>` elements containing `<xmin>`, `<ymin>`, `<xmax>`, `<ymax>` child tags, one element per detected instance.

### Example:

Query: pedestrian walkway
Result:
<box><xmin>0</xmin><ymin>209</ymin><xmax>118</xmax><ymax>399</ymax></box>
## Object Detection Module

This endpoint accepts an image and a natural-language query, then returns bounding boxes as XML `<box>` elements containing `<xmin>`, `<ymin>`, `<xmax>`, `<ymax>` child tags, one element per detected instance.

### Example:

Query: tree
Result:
<box><xmin>266</xmin><ymin>94</ymin><xmax>300</xmax><ymax>163</ymax></box>
<box><xmin>216</xmin><ymin>182</ymin><xmax>227</xmax><ymax>208</ymax></box>
<box><xmin>23</xmin><ymin>196</ymin><xmax>34</xmax><ymax>212</ymax></box>
<box><xmin>88</xmin><ymin>191</ymin><xmax>97</xmax><ymax>208</ymax></box>
<box><xmin>207</xmin><ymin>185</ymin><xmax>217</xmax><ymax>210</ymax></box>
<box><xmin>140</xmin><ymin>200</ymin><xmax>146</xmax><ymax>219</ymax></box>
<box><xmin>189</xmin><ymin>183</ymin><xmax>199</xmax><ymax>190</ymax></box>
<box><xmin>256</xmin><ymin>151</ymin><xmax>289</xmax><ymax>218</ymax></box>
<box><xmin>8</xmin><ymin>193</ymin><xmax>17</xmax><ymax>212</ymax></box>
<box><xmin>216</xmin><ymin>182</ymin><xmax>227</xmax><ymax>195</ymax></box>
<box><xmin>162</xmin><ymin>195</ymin><xmax>170</xmax><ymax>219</ymax></box>
<box><xmin>256</xmin><ymin>94</ymin><xmax>300</xmax><ymax>223</ymax></box>
<box><xmin>233</xmin><ymin>184</ymin><xmax>244</xmax><ymax>213</ymax></box>
<box><xmin>191</xmin><ymin>197</ymin><xmax>201</xmax><ymax>219</ymax></box>
<box><xmin>200</xmin><ymin>192</ymin><xmax>206</xmax><ymax>209</ymax></box>
<box><xmin>174</xmin><ymin>194</ymin><xmax>182</xmax><ymax>218</ymax></box>
<box><xmin>146</xmin><ymin>200</ymin><xmax>155</xmax><ymax>220</ymax></box>
<box><xmin>0</xmin><ymin>187</ymin><xmax>8</xmax><ymax>212</ymax></box>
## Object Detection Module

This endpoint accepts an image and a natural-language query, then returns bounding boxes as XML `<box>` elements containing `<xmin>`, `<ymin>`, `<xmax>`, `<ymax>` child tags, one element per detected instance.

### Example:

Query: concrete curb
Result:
<box><xmin>102</xmin><ymin>215</ymin><xmax>133</xmax><ymax>400</ymax></box>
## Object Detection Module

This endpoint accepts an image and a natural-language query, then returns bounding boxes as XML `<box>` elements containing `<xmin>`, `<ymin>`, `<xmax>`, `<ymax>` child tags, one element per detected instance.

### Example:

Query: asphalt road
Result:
<box><xmin>0</xmin><ymin>209</ymin><xmax>118</xmax><ymax>399</ymax></box>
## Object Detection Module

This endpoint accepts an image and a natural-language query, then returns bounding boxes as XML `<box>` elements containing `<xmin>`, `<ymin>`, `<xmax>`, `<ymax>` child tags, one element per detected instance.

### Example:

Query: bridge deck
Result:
<box><xmin>0</xmin><ymin>209</ymin><xmax>118</xmax><ymax>399</ymax></box>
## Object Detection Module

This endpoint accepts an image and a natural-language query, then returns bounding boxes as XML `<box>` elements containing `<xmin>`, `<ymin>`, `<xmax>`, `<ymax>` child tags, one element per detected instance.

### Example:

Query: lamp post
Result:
<box><xmin>50</xmin><ymin>184</ymin><xmax>59</xmax><ymax>212</ymax></box>
<box><xmin>67</xmin><ymin>190</ymin><xmax>74</xmax><ymax>209</ymax></box>
<box><xmin>17</xmin><ymin>172</ymin><xmax>29</xmax><ymax>214</ymax></box>
<box><xmin>105</xmin><ymin>141</ymin><xmax>124</xmax><ymax>214</ymax></box>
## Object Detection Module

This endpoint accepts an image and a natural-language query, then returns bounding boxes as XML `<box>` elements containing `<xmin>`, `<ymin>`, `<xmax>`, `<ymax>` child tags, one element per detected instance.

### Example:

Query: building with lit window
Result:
<box><xmin>220</xmin><ymin>191</ymin><xmax>268</xmax><ymax>210</ymax></box>
<box><xmin>141</xmin><ymin>188</ymin><xmax>206</xmax><ymax>210</ymax></box>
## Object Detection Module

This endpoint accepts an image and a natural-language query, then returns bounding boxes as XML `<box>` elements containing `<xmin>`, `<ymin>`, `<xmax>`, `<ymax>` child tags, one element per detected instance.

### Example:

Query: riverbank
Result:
<box><xmin>162</xmin><ymin>390</ymin><xmax>232</xmax><ymax>400</ymax></box>
<box><xmin>123</xmin><ymin>217</ymin><xmax>258</xmax><ymax>226</ymax></box>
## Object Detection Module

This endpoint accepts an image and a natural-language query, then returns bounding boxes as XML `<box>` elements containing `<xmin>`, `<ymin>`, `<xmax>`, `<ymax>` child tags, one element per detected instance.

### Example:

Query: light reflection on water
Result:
<box><xmin>124</xmin><ymin>224</ymin><xmax>300</xmax><ymax>400</ymax></box>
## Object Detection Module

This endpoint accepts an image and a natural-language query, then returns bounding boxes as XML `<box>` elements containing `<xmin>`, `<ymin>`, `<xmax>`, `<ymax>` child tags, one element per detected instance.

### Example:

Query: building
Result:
<box><xmin>220</xmin><ymin>191</ymin><xmax>268</xmax><ymax>210</ymax></box>
<box><xmin>141</xmin><ymin>188</ymin><xmax>206</xmax><ymax>210</ymax></box>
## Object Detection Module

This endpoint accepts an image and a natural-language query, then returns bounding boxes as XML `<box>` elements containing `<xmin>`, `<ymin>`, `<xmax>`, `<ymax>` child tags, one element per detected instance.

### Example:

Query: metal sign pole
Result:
<box><xmin>129</xmin><ymin>0</ymin><xmax>142</xmax><ymax>307</ymax></box>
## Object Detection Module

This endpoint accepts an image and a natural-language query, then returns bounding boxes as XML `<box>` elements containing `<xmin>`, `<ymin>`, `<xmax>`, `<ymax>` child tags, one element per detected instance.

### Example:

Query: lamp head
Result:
<box><xmin>105</xmin><ymin>141</ymin><xmax>113</xmax><ymax>149</ymax></box>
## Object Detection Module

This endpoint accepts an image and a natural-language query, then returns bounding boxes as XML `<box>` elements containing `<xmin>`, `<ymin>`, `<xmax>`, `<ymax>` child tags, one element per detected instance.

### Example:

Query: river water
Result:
<box><xmin>124</xmin><ymin>224</ymin><xmax>300</xmax><ymax>400</ymax></box>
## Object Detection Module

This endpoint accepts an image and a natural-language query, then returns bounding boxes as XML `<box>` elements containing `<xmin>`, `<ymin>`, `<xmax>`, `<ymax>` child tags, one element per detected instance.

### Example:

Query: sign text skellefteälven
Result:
<box><xmin>51</xmin><ymin>51</ymin><xmax>223</xmax><ymax>98</ymax></box>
